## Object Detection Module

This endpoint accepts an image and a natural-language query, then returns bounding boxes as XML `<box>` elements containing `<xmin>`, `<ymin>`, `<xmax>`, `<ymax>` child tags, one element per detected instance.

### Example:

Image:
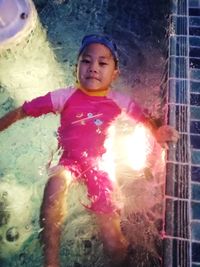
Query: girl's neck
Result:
<box><xmin>78</xmin><ymin>87</ymin><xmax>109</xmax><ymax>96</ymax></box>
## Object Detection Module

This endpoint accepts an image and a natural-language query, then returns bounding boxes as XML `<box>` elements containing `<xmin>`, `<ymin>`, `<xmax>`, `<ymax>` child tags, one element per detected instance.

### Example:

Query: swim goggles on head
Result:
<box><xmin>78</xmin><ymin>34</ymin><xmax>119</xmax><ymax>65</ymax></box>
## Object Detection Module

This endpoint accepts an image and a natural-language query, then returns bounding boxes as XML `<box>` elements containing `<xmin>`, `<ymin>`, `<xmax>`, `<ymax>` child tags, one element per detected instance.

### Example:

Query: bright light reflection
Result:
<box><xmin>126</xmin><ymin>124</ymin><xmax>152</xmax><ymax>170</ymax></box>
<box><xmin>98</xmin><ymin>124</ymin><xmax>116</xmax><ymax>182</ymax></box>
<box><xmin>98</xmin><ymin>117</ymin><xmax>155</xmax><ymax>183</ymax></box>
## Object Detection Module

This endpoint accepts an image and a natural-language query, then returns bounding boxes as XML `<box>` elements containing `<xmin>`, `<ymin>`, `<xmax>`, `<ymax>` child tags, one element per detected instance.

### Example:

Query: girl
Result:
<box><xmin>0</xmin><ymin>34</ymin><xmax>179</xmax><ymax>267</ymax></box>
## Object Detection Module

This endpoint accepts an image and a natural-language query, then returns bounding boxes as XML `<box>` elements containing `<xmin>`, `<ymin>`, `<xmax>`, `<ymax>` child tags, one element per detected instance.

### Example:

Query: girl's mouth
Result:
<box><xmin>86</xmin><ymin>76</ymin><xmax>100</xmax><ymax>81</ymax></box>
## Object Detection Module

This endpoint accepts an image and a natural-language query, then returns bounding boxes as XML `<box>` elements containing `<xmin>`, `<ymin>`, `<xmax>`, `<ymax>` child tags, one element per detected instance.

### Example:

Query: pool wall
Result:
<box><xmin>164</xmin><ymin>0</ymin><xmax>200</xmax><ymax>266</ymax></box>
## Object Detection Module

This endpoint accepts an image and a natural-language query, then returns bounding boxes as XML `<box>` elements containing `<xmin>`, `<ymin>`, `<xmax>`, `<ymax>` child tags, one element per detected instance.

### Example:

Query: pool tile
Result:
<box><xmin>190</xmin><ymin>68</ymin><xmax>200</xmax><ymax>80</ymax></box>
<box><xmin>171</xmin><ymin>1</ymin><xmax>187</xmax><ymax>15</ymax></box>
<box><xmin>168</xmin><ymin>104</ymin><xmax>188</xmax><ymax>132</ymax></box>
<box><xmin>190</xmin><ymin>36</ymin><xmax>200</xmax><ymax>47</ymax></box>
<box><xmin>176</xmin><ymin>36</ymin><xmax>187</xmax><ymax>56</ymax></box>
<box><xmin>175</xmin><ymin>106</ymin><xmax>188</xmax><ymax>132</ymax></box>
<box><xmin>192</xmin><ymin>242</ymin><xmax>200</xmax><ymax>262</ymax></box>
<box><xmin>190</xmin><ymin>58</ymin><xmax>200</xmax><ymax>69</ymax></box>
<box><xmin>176</xmin><ymin>134</ymin><xmax>189</xmax><ymax>162</ymax></box>
<box><xmin>174</xmin><ymin>240</ymin><xmax>190</xmax><ymax>266</ymax></box>
<box><xmin>190</xmin><ymin>8</ymin><xmax>200</xmax><ymax>16</ymax></box>
<box><xmin>163</xmin><ymin>238</ymin><xmax>173</xmax><ymax>267</ymax></box>
<box><xmin>191</xmin><ymin>81</ymin><xmax>200</xmax><ymax>93</ymax></box>
<box><xmin>163</xmin><ymin>238</ymin><xmax>190</xmax><ymax>267</ymax></box>
<box><xmin>169</xmin><ymin>79</ymin><xmax>188</xmax><ymax>104</ymax></box>
<box><xmin>167</xmin><ymin>136</ymin><xmax>189</xmax><ymax>163</ymax></box>
<box><xmin>167</xmin><ymin>104</ymin><xmax>176</xmax><ymax>127</ymax></box>
<box><xmin>166</xmin><ymin>163</ymin><xmax>175</xmax><ymax>196</ymax></box>
<box><xmin>192</xmin><ymin>166</ymin><xmax>200</xmax><ymax>182</ymax></box>
<box><xmin>191</xmin><ymin>121</ymin><xmax>200</xmax><ymax>134</ymax></box>
<box><xmin>192</xmin><ymin>222</ymin><xmax>200</xmax><ymax>240</ymax></box>
<box><xmin>168</xmin><ymin>103</ymin><xmax>188</xmax><ymax>128</ymax></box>
<box><xmin>165</xmin><ymin>198</ymin><xmax>189</xmax><ymax>238</ymax></box>
<box><xmin>166</xmin><ymin>162</ymin><xmax>189</xmax><ymax>198</ymax></box>
<box><xmin>190</xmin><ymin>27</ymin><xmax>200</xmax><ymax>36</ymax></box>
<box><xmin>167</xmin><ymin>134</ymin><xmax>188</xmax><ymax>163</ymax></box>
<box><xmin>192</xmin><ymin>202</ymin><xmax>200</xmax><ymax>219</ymax></box>
<box><xmin>176</xmin><ymin>17</ymin><xmax>187</xmax><ymax>35</ymax></box>
<box><xmin>190</xmin><ymin>47</ymin><xmax>200</xmax><ymax>57</ymax></box>
<box><xmin>192</xmin><ymin>149</ymin><xmax>200</xmax><ymax>164</ymax></box>
<box><xmin>191</xmin><ymin>135</ymin><xmax>200</xmax><ymax>149</ymax></box>
<box><xmin>165</xmin><ymin>198</ymin><xmax>174</xmax><ymax>236</ymax></box>
<box><xmin>177</xmin><ymin>0</ymin><xmax>187</xmax><ymax>15</ymax></box>
<box><xmin>192</xmin><ymin>183</ymin><xmax>200</xmax><ymax>200</ymax></box>
<box><xmin>170</xmin><ymin>36</ymin><xmax>176</xmax><ymax>56</ymax></box>
<box><xmin>170</xmin><ymin>36</ymin><xmax>187</xmax><ymax>56</ymax></box>
<box><xmin>169</xmin><ymin>57</ymin><xmax>176</xmax><ymax>78</ymax></box>
<box><xmin>173</xmin><ymin>200</ymin><xmax>189</xmax><ymax>238</ymax></box>
<box><xmin>170</xmin><ymin>56</ymin><xmax>188</xmax><ymax>78</ymax></box>
<box><xmin>191</xmin><ymin>106</ymin><xmax>200</xmax><ymax>120</ymax></box>
<box><xmin>189</xmin><ymin>0</ymin><xmax>200</xmax><ymax>8</ymax></box>
<box><xmin>191</xmin><ymin>93</ymin><xmax>200</xmax><ymax>106</ymax></box>
<box><xmin>190</xmin><ymin>16</ymin><xmax>200</xmax><ymax>26</ymax></box>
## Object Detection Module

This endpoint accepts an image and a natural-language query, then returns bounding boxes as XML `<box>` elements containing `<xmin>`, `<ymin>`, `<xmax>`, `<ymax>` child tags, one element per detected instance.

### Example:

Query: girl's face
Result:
<box><xmin>76</xmin><ymin>43</ymin><xmax>119</xmax><ymax>92</ymax></box>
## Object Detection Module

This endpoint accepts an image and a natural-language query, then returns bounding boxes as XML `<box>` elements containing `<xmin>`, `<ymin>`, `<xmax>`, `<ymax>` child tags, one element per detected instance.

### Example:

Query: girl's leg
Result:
<box><xmin>40</xmin><ymin>166</ymin><xmax>72</xmax><ymax>267</ymax></box>
<box><xmin>96</xmin><ymin>212</ymin><xmax>129</xmax><ymax>267</ymax></box>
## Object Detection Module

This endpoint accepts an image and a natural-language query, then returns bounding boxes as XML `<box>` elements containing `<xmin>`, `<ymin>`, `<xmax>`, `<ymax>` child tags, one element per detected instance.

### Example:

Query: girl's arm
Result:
<box><xmin>109</xmin><ymin>91</ymin><xmax>180</xmax><ymax>148</ymax></box>
<box><xmin>0</xmin><ymin>90</ymin><xmax>59</xmax><ymax>132</ymax></box>
<box><xmin>0</xmin><ymin>107</ymin><xmax>27</xmax><ymax>132</ymax></box>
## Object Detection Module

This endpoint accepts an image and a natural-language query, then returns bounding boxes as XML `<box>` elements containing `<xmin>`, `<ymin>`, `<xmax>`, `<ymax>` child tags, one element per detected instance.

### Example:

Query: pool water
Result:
<box><xmin>0</xmin><ymin>1</ymin><xmax>169</xmax><ymax>266</ymax></box>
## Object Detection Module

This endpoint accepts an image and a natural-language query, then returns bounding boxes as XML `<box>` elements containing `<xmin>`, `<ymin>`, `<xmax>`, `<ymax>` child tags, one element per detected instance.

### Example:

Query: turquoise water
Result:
<box><xmin>0</xmin><ymin>1</ymin><xmax>168</xmax><ymax>266</ymax></box>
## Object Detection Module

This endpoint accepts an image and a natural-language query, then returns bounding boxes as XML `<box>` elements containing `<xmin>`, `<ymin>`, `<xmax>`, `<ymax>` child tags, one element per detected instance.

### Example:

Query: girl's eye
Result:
<box><xmin>99</xmin><ymin>62</ymin><xmax>108</xmax><ymax>66</ymax></box>
<box><xmin>81</xmin><ymin>59</ymin><xmax>90</xmax><ymax>64</ymax></box>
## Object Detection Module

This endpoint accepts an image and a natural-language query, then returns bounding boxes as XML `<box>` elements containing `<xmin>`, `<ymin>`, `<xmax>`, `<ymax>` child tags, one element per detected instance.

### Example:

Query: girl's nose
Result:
<box><xmin>89</xmin><ymin>61</ymin><xmax>98</xmax><ymax>73</ymax></box>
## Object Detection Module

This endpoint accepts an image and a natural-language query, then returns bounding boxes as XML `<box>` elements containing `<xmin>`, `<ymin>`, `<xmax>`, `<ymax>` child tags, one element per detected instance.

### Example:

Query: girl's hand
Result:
<box><xmin>154</xmin><ymin>125</ymin><xmax>180</xmax><ymax>149</ymax></box>
<box><xmin>0</xmin><ymin>107</ymin><xmax>27</xmax><ymax>132</ymax></box>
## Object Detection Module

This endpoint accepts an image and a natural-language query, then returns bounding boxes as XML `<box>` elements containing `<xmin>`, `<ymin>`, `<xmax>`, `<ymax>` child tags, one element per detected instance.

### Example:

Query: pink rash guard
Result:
<box><xmin>23</xmin><ymin>87</ymin><xmax>145</xmax><ymax>213</ymax></box>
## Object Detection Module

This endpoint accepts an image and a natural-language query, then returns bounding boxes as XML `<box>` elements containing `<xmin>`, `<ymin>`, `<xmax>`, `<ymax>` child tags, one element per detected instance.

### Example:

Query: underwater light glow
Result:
<box><xmin>98</xmin><ymin>115</ymin><xmax>155</xmax><ymax>183</ymax></box>
<box><xmin>125</xmin><ymin>124</ymin><xmax>153</xmax><ymax>170</ymax></box>
<box><xmin>98</xmin><ymin>123</ymin><xmax>116</xmax><ymax>182</ymax></box>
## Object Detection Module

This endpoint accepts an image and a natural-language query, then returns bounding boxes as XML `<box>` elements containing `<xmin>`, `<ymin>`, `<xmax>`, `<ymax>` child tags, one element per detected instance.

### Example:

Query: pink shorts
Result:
<box><xmin>59</xmin><ymin>156</ymin><xmax>117</xmax><ymax>214</ymax></box>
